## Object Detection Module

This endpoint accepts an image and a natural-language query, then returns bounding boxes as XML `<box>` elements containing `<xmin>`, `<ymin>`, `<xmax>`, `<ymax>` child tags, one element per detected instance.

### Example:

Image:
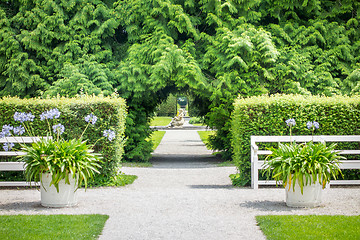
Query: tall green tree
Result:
<box><xmin>1</xmin><ymin>0</ymin><xmax>359</xmax><ymax>162</ymax></box>
<box><xmin>0</xmin><ymin>0</ymin><xmax>119</xmax><ymax>97</ymax></box>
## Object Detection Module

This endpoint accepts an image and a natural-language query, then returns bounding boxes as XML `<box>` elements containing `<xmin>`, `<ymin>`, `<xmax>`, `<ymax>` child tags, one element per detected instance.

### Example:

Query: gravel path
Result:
<box><xmin>1</xmin><ymin>130</ymin><xmax>359</xmax><ymax>240</ymax></box>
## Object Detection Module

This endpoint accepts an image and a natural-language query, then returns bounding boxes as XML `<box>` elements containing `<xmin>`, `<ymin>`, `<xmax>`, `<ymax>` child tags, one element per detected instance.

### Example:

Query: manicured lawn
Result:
<box><xmin>197</xmin><ymin>130</ymin><xmax>216</xmax><ymax>148</ymax></box>
<box><xmin>150</xmin><ymin>117</ymin><xmax>172</xmax><ymax>126</ymax></box>
<box><xmin>256</xmin><ymin>215</ymin><xmax>360</xmax><ymax>240</ymax></box>
<box><xmin>121</xmin><ymin>131</ymin><xmax>165</xmax><ymax>167</ymax></box>
<box><xmin>110</xmin><ymin>174</ymin><xmax>137</xmax><ymax>186</ymax></box>
<box><xmin>217</xmin><ymin>161</ymin><xmax>234</xmax><ymax>167</ymax></box>
<box><xmin>0</xmin><ymin>214</ymin><xmax>109</xmax><ymax>240</ymax></box>
<box><xmin>121</xmin><ymin>161</ymin><xmax>153</xmax><ymax>167</ymax></box>
<box><xmin>150</xmin><ymin>131</ymin><xmax>166</xmax><ymax>150</ymax></box>
<box><xmin>191</xmin><ymin>123</ymin><xmax>205</xmax><ymax>126</ymax></box>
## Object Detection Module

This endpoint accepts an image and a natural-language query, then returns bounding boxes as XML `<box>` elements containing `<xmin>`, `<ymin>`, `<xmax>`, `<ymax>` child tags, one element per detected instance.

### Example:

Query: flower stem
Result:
<box><xmin>80</xmin><ymin>122</ymin><xmax>91</xmax><ymax>140</ymax></box>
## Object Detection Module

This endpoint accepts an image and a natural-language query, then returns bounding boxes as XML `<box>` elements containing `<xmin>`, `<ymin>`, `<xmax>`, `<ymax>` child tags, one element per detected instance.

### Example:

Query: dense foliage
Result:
<box><xmin>231</xmin><ymin>94</ymin><xmax>360</xmax><ymax>186</ymax></box>
<box><xmin>22</xmin><ymin>137</ymin><xmax>102</xmax><ymax>191</ymax></box>
<box><xmin>156</xmin><ymin>94</ymin><xmax>177</xmax><ymax>117</ymax></box>
<box><xmin>0</xmin><ymin>96</ymin><xmax>127</xmax><ymax>185</ymax></box>
<box><xmin>263</xmin><ymin>142</ymin><xmax>343</xmax><ymax>193</ymax></box>
<box><xmin>1</xmin><ymin>0</ymin><xmax>359</xmax><ymax>161</ymax></box>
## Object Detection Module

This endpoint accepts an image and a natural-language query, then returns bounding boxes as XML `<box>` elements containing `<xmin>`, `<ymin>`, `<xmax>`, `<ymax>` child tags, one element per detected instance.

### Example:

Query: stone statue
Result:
<box><xmin>169</xmin><ymin>109</ymin><xmax>185</xmax><ymax>128</ymax></box>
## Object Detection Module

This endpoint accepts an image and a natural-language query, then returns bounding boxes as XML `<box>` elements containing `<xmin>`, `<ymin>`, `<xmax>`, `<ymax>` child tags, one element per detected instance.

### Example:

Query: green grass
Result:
<box><xmin>110</xmin><ymin>174</ymin><xmax>137</xmax><ymax>186</ymax></box>
<box><xmin>149</xmin><ymin>131</ymin><xmax>166</xmax><ymax>150</ymax></box>
<box><xmin>121</xmin><ymin>162</ymin><xmax>153</xmax><ymax>167</ymax></box>
<box><xmin>150</xmin><ymin>117</ymin><xmax>172</xmax><ymax>126</ymax></box>
<box><xmin>192</xmin><ymin>123</ymin><xmax>205</xmax><ymax>126</ymax></box>
<box><xmin>256</xmin><ymin>215</ymin><xmax>360</xmax><ymax>240</ymax></box>
<box><xmin>197</xmin><ymin>130</ymin><xmax>216</xmax><ymax>148</ymax></box>
<box><xmin>89</xmin><ymin>173</ymin><xmax>137</xmax><ymax>187</ymax></box>
<box><xmin>189</xmin><ymin>117</ymin><xmax>204</xmax><ymax>126</ymax></box>
<box><xmin>0</xmin><ymin>214</ymin><xmax>109</xmax><ymax>240</ymax></box>
<box><xmin>197</xmin><ymin>131</ymin><xmax>233</xmax><ymax>167</ymax></box>
<box><xmin>217</xmin><ymin>160</ymin><xmax>235</xmax><ymax>167</ymax></box>
<box><xmin>122</xmin><ymin>130</ymin><xmax>165</xmax><ymax>168</ymax></box>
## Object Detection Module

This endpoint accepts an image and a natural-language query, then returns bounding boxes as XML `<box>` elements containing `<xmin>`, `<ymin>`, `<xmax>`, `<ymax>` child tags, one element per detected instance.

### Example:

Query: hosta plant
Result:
<box><xmin>263</xmin><ymin>119</ymin><xmax>344</xmax><ymax>194</ymax></box>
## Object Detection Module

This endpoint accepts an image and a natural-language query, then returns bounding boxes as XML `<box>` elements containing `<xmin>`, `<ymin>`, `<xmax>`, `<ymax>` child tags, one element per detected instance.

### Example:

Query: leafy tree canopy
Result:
<box><xmin>1</xmin><ymin>0</ymin><xmax>359</xmax><ymax>160</ymax></box>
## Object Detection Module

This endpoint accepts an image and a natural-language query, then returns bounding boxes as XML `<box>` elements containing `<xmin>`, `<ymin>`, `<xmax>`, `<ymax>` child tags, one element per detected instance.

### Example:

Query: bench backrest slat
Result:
<box><xmin>0</xmin><ymin>136</ymin><xmax>50</xmax><ymax>143</ymax></box>
<box><xmin>0</xmin><ymin>152</ymin><xmax>26</xmax><ymax>156</ymax></box>
<box><xmin>0</xmin><ymin>136</ymin><xmax>51</xmax><ymax>186</ymax></box>
<box><xmin>251</xmin><ymin>135</ymin><xmax>360</xmax><ymax>142</ymax></box>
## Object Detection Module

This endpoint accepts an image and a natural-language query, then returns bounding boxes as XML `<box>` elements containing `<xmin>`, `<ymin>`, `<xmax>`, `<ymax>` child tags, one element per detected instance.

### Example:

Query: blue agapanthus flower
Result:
<box><xmin>40</xmin><ymin>108</ymin><xmax>61</xmax><ymax>120</ymax></box>
<box><xmin>307</xmin><ymin>121</ymin><xmax>320</xmax><ymax>130</ymax></box>
<box><xmin>103</xmin><ymin>129</ymin><xmax>116</xmax><ymax>141</ymax></box>
<box><xmin>3</xmin><ymin>142</ymin><xmax>15</xmax><ymax>151</ymax></box>
<box><xmin>14</xmin><ymin>112</ymin><xmax>35</xmax><ymax>123</ymax></box>
<box><xmin>13</xmin><ymin>126</ymin><xmax>25</xmax><ymax>136</ymax></box>
<box><xmin>52</xmin><ymin>124</ymin><xmax>65</xmax><ymax>135</ymax></box>
<box><xmin>85</xmin><ymin>113</ymin><xmax>98</xmax><ymax>125</ymax></box>
<box><xmin>1</xmin><ymin>125</ymin><xmax>13</xmax><ymax>136</ymax></box>
<box><xmin>285</xmin><ymin>118</ymin><xmax>296</xmax><ymax>127</ymax></box>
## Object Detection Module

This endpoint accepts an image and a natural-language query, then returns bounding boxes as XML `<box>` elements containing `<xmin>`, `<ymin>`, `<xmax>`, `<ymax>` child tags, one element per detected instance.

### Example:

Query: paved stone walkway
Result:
<box><xmin>151</xmin><ymin>129</ymin><xmax>221</xmax><ymax>168</ymax></box>
<box><xmin>0</xmin><ymin>128</ymin><xmax>359</xmax><ymax>239</ymax></box>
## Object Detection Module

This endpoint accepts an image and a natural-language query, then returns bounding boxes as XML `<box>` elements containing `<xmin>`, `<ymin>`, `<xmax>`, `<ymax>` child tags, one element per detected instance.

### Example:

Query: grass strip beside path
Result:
<box><xmin>150</xmin><ymin>131</ymin><xmax>166</xmax><ymax>150</ymax></box>
<box><xmin>256</xmin><ymin>215</ymin><xmax>360</xmax><ymax>240</ymax></box>
<box><xmin>197</xmin><ymin>130</ymin><xmax>216</xmax><ymax>149</ymax></box>
<box><xmin>150</xmin><ymin>117</ymin><xmax>172</xmax><ymax>126</ymax></box>
<box><xmin>0</xmin><ymin>214</ymin><xmax>109</xmax><ymax>240</ymax></box>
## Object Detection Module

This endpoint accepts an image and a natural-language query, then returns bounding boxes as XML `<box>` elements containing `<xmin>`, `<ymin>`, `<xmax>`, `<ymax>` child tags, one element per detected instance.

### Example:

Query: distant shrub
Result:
<box><xmin>189</xmin><ymin>117</ymin><xmax>204</xmax><ymax>124</ymax></box>
<box><xmin>156</xmin><ymin>94</ymin><xmax>177</xmax><ymax>117</ymax></box>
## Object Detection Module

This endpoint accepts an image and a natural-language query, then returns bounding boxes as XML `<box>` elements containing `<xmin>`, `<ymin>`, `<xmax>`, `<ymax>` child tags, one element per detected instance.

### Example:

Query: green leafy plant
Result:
<box><xmin>264</xmin><ymin>142</ymin><xmax>344</xmax><ymax>193</ymax></box>
<box><xmin>189</xmin><ymin>117</ymin><xmax>204</xmax><ymax>125</ymax></box>
<box><xmin>148</xmin><ymin>131</ymin><xmax>166</xmax><ymax>151</ymax></box>
<box><xmin>263</xmin><ymin>119</ymin><xmax>344</xmax><ymax>193</ymax></box>
<box><xmin>1</xmin><ymin>108</ymin><xmax>116</xmax><ymax>192</ymax></box>
<box><xmin>22</xmin><ymin>138</ymin><xmax>101</xmax><ymax>192</ymax></box>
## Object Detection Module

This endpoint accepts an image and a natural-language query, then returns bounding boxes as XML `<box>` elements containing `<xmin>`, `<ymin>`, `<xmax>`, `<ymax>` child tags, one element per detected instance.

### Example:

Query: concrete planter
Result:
<box><xmin>40</xmin><ymin>173</ymin><xmax>78</xmax><ymax>208</ymax></box>
<box><xmin>285</xmin><ymin>176</ymin><xmax>322</xmax><ymax>208</ymax></box>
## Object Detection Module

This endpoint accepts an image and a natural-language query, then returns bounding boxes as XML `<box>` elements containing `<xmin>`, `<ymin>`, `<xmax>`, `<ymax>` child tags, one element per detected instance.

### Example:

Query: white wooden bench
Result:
<box><xmin>251</xmin><ymin>135</ymin><xmax>360</xmax><ymax>189</ymax></box>
<box><xmin>0</xmin><ymin>136</ymin><xmax>51</xmax><ymax>187</ymax></box>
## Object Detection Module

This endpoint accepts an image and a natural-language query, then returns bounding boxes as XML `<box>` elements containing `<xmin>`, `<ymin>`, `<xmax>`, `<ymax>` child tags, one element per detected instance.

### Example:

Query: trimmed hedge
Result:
<box><xmin>231</xmin><ymin>94</ymin><xmax>360</xmax><ymax>186</ymax></box>
<box><xmin>0</xmin><ymin>96</ymin><xmax>127</xmax><ymax>186</ymax></box>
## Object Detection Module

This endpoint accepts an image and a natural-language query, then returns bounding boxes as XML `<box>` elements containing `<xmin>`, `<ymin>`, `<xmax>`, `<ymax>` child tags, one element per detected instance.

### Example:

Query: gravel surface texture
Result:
<box><xmin>1</xmin><ymin>130</ymin><xmax>359</xmax><ymax>240</ymax></box>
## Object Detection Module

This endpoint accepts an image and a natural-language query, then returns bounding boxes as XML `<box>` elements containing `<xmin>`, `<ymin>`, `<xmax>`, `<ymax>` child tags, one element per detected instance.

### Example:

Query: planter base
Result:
<box><xmin>40</xmin><ymin>173</ymin><xmax>78</xmax><ymax>208</ymax></box>
<box><xmin>286</xmin><ymin>181</ymin><xmax>322</xmax><ymax>208</ymax></box>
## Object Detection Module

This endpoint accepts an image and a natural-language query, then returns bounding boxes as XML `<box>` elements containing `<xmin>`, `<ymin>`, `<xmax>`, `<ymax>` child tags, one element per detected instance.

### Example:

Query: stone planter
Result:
<box><xmin>285</xmin><ymin>176</ymin><xmax>322</xmax><ymax>208</ymax></box>
<box><xmin>40</xmin><ymin>173</ymin><xmax>78</xmax><ymax>208</ymax></box>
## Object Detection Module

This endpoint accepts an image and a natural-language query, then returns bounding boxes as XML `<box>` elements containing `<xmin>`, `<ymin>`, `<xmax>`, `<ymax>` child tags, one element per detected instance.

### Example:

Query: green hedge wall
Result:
<box><xmin>231</xmin><ymin>94</ymin><xmax>360</xmax><ymax>186</ymax></box>
<box><xmin>0</xmin><ymin>96</ymin><xmax>127</xmax><ymax>185</ymax></box>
